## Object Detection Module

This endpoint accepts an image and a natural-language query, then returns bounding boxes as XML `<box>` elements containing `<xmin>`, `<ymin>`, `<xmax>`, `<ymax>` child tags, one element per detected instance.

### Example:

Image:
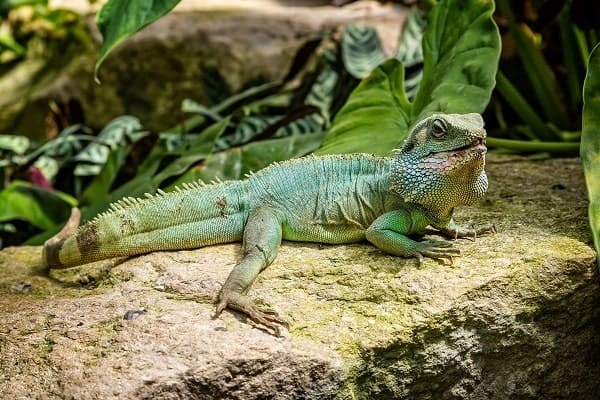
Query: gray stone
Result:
<box><xmin>0</xmin><ymin>155</ymin><xmax>599</xmax><ymax>399</ymax></box>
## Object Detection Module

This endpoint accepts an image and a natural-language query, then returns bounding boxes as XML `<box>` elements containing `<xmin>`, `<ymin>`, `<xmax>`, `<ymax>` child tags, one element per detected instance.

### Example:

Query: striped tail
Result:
<box><xmin>43</xmin><ymin>181</ymin><xmax>249</xmax><ymax>269</ymax></box>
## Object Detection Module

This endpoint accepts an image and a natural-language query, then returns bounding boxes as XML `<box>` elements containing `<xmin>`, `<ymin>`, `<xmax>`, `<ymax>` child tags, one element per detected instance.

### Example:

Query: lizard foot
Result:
<box><xmin>214</xmin><ymin>291</ymin><xmax>288</xmax><ymax>337</ymax></box>
<box><xmin>411</xmin><ymin>240</ymin><xmax>460</xmax><ymax>267</ymax></box>
<box><xmin>441</xmin><ymin>223</ymin><xmax>496</xmax><ymax>241</ymax></box>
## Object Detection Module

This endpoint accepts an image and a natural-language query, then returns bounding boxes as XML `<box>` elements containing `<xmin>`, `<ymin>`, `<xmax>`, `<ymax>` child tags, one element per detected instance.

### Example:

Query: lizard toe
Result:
<box><xmin>214</xmin><ymin>290</ymin><xmax>287</xmax><ymax>336</ymax></box>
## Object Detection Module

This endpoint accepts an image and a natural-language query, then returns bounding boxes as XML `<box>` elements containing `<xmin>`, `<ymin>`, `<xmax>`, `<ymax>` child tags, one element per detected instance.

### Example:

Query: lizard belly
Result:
<box><xmin>280</xmin><ymin>187</ymin><xmax>388</xmax><ymax>244</ymax></box>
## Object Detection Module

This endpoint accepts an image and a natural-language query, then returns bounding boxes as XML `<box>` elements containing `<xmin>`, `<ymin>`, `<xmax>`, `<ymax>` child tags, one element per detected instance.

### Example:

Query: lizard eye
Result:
<box><xmin>431</xmin><ymin>118</ymin><xmax>447</xmax><ymax>138</ymax></box>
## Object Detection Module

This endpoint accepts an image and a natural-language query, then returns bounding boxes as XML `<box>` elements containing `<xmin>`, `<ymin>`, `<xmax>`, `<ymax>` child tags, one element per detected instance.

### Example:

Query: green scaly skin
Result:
<box><xmin>42</xmin><ymin>113</ymin><xmax>492</xmax><ymax>336</ymax></box>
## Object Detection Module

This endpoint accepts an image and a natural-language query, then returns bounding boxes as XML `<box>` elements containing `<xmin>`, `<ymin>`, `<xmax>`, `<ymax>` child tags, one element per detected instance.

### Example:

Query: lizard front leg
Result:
<box><xmin>366</xmin><ymin>210</ymin><xmax>459</xmax><ymax>266</ymax></box>
<box><xmin>215</xmin><ymin>207</ymin><xmax>287</xmax><ymax>336</ymax></box>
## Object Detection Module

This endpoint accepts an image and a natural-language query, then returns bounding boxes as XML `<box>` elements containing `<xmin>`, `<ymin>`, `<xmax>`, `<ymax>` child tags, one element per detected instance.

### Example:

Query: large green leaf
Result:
<box><xmin>581</xmin><ymin>42</ymin><xmax>600</xmax><ymax>268</ymax></box>
<box><xmin>317</xmin><ymin>0</ymin><xmax>500</xmax><ymax>155</ymax></box>
<box><xmin>95</xmin><ymin>0</ymin><xmax>180</xmax><ymax>78</ymax></box>
<box><xmin>0</xmin><ymin>181</ymin><xmax>76</xmax><ymax>230</ymax></box>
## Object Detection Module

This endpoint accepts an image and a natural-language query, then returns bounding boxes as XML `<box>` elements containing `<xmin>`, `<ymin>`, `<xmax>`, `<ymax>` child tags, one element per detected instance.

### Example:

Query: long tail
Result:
<box><xmin>43</xmin><ymin>180</ymin><xmax>248</xmax><ymax>269</ymax></box>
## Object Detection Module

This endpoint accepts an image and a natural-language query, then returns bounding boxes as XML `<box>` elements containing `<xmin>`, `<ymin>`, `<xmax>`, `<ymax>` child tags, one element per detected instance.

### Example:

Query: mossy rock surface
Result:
<box><xmin>0</xmin><ymin>155</ymin><xmax>599</xmax><ymax>399</ymax></box>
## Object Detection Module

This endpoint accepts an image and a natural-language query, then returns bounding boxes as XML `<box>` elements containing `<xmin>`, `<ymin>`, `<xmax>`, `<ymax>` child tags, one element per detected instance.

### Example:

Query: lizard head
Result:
<box><xmin>390</xmin><ymin>113</ymin><xmax>488</xmax><ymax>218</ymax></box>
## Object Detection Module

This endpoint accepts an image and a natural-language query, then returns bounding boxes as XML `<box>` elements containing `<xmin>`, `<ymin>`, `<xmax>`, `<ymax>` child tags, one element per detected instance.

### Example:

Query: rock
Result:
<box><xmin>0</xmin><ymin>155</ymin><xmax>599</xmax><ymax>399</ymax></box>
<box><xmin>0</xmin><ymin>1</ymin><xmax>406</xmax><ymax>139</ymax></box>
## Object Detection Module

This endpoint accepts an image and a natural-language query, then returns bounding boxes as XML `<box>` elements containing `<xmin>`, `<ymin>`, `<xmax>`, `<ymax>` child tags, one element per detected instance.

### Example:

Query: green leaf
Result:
<box><xmin>412</xmin><ymin>0</ymin><xmax>500</xmax><ymax>120</ymax></box>
<box><xmin>395</xmin><ymin>7</ymin><xmax>426</xmax><ymax>68</ymax></box>
<box><xmin>341</xmin><ymin>25</ymin><xmax>385</xmax><ymax>79</ymax></box>
<box><xmin>317</xmin><ymin>59</ymin><xmax>411</xmax><ymax>155</ymax></box>
<box><xmin>95</xmin><ymin>0</ymin><xmax>180</xmax><ymax>78</ymax></box>
<box><xmin>0</xmin><ymin>33</ymin><xmax>26</xmax><ymax>55</ymax></box>
<box><xmin>318</xmin><ymin>0</ymin><xmax>500</xmax><ymax>155</ymax></box>
<box><xmin>214</xmin><ymin>116</ymin><xmax>279</xmax><ymax>151</ymax></box>
<box><xmin>73</xmin><ymin>116</ymin><xmax>143</xmax><ymax>177</ymax></box>
<box><xmin>78</xmin><ymin>145</ymin><xmax>131</xmax><ymax>206</ymax></box>
<box><xmin>581</xmin><ymin>42</ymin><xmax>600</xmax><ymax>269</ymax></box>
<box><xmin>305</xmin><ymin>67</ymin><xmax>338</xmax><ymax>122</ymax></box>
<box><xmin>0</xmin><ymin>181</ymin><xmax>75</xmax><ymax>230</ymax></box>
<box><xmin>181</xmin><ymin>99</ymin><xmax>223</xmax><ymax>121</ymax></box>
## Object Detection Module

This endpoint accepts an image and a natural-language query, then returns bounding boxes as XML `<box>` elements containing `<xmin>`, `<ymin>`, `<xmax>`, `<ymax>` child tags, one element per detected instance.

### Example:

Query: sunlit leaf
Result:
<box><xmin>0</xmin><ymin>181</ymin><xmax>75</xmax><ymax>230</ymax></box>
<box><xmin>95</xmin><ymin>0</ymin><xmax>181</xmax><ymax>78</ymax></box>
<box><xmin>317</xmin><ymin>0</ymin><xmax>500</xmax><ymax>155</ymax></box>
<box><xmin>0</xmin><ymin>33</ymin><xmax>26</xmax><ymax>55</ymax></box>
<box><xmin>581</xmin><ymin>42</ymin><xmax>600</xmax><ymax>268</ymax></box>
<box><xmin>0</xmin><ymin>135</ymin><xmax>30</xmax><ymax>154</ymax></box>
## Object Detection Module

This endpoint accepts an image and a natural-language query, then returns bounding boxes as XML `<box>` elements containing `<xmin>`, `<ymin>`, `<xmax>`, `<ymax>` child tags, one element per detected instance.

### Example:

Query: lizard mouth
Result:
<box><xmin>428</xmin><ymin>137</ymin><xmax>487</xmax><ymax>158</ymax></box>
<box><xmin>453</xmin><ymin>137</ymin><xmax>486</xmax><ymax>153</ymax></box>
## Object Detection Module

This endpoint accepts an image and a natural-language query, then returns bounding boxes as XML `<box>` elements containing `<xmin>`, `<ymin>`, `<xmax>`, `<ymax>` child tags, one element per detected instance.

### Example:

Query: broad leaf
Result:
<box><xmin>318</xmin><ymin>0</ymin><xmax>500</xmax><ymax>155</ymax></box>
<box><xmin>581</xmin><ymin>42</ymin><xmax>600</xmax><ymax>268</ymax></box>
<box><xmin>95</xmin><ymin>0</ymin><xmax>180</xmax><ymax>78</ymax></box>
<box><xmin>0</xmin><ymin>181</ymin><xmax>75</xmax><ymax>230</ymax></box>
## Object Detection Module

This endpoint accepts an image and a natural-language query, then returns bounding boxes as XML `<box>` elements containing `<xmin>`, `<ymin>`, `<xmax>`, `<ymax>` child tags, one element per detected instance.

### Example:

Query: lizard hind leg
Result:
<box><xmin>214</xmin><ymin>207</ymin><xmax>287</xmax><ymax>336</ymax></box>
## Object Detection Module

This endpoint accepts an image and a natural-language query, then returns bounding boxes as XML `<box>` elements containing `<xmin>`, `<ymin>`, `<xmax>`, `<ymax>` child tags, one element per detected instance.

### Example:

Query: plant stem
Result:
<box><xmin>496</xmin><ymin>0</ymin><xmax>569</xmax><ymax>129</ymax></box>
<box><xmin>487</xmin><ymin>137</ymin><xmax>580</xmax><ymax>156</ymax></box>
<box><xmin>495</xmin><ymin>71</ymin><xmax>561</xmax><ymax>141</ymax></box>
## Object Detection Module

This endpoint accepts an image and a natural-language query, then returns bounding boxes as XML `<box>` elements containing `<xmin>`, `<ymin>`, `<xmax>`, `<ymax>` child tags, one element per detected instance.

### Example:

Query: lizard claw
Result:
<box><xmin>412</xmin><ymin>240</ymin><xmax>460</xmax><ymax>267</ymax></box>
<box><xmin>214</xmin><ymin>290</ymin><xmax>287</xmax><ymax>336</ymax></box>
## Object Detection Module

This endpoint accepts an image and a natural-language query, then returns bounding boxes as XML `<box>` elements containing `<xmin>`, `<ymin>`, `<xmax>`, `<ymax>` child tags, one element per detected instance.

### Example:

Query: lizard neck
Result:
<box><xmin>388</xmin><ymin>152</ymin><xmax>488</xmax><ymax>222</ymax></box>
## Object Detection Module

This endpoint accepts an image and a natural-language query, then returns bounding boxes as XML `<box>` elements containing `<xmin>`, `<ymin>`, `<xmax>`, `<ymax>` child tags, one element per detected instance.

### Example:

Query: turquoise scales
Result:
<box><xmin>43</xmin><ymin>113</ymin><xmax>493</xmax><ymax>335</ymax></box>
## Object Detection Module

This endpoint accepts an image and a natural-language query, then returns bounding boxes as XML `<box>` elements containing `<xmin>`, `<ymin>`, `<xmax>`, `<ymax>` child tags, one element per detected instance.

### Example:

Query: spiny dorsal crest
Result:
<box><xmin>91</xmin><ymin>178</ymin><xmax>229</xmax><ymax>222</ymax></box>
